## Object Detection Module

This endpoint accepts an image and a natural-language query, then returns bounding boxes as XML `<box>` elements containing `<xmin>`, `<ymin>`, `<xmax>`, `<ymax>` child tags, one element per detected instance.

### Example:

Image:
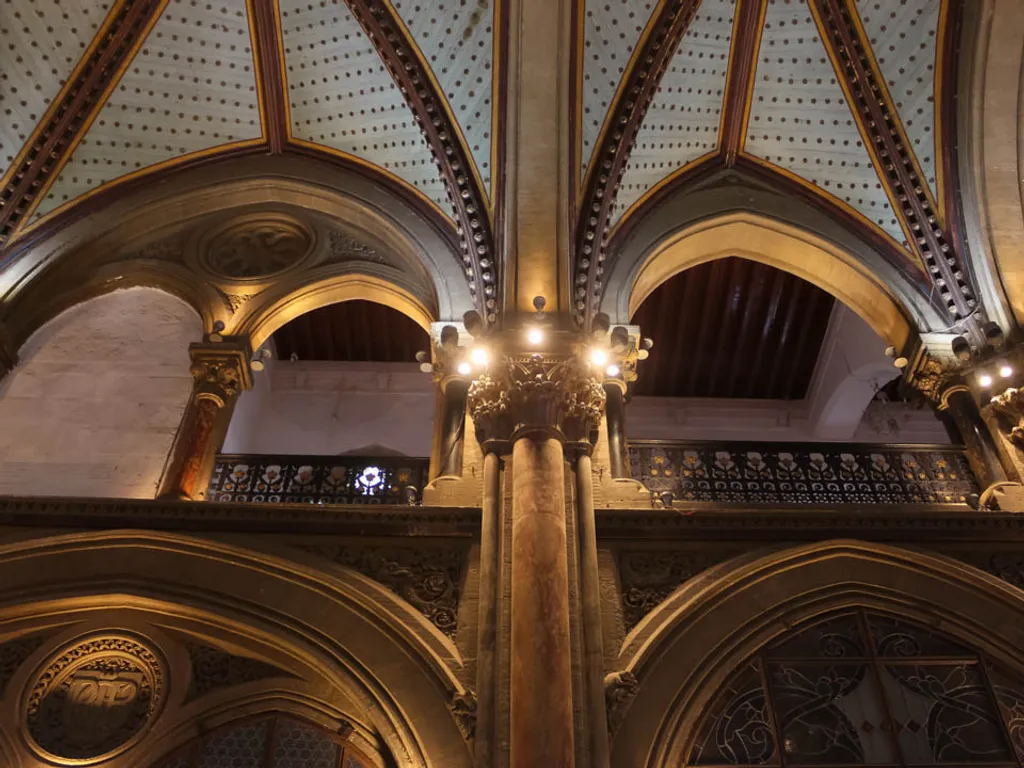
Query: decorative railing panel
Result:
<box><xmin>628</xmin><ymin>441</ymin><xmax>977</xmax><ymax>505</ymax></box>
<box><xmin>207</xmin><ymin>455</ymin><xmax>430</xmax><ymax>505</ymax></box>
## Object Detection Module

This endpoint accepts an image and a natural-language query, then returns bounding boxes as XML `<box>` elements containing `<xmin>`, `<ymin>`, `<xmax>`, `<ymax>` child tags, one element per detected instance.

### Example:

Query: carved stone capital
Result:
<box><xmin>905</xmin><ymin>352</ymin><xmax>962</xmax><ymax>405</ymax></box>
<box><xmin>986</xmin><ymin>388</ymin><xmax>1024</xmax><ymax>448</ymax></box>
<box><xmin>188</xmin><ymin>340</ymin><xmax>253</xmax><ymax>405</ymax></box>
<box><xmin>467</xmin><ymin>354</ymin><xmax>606</xmax><ymax>448</ymax></box>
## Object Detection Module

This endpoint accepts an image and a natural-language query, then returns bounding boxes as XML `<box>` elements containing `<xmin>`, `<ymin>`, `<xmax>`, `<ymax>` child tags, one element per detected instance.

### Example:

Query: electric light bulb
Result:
<box><xmin>590</xmin><ymin>348</ymin><xmax>609</xmax><ymax>366</ymax></box>
<box><xmin>979</xmin><ymin>374</ymin><xmax>993</xmax><ymax>388</ymax></box>
<box><xmin>606</xmin><ymin>364</ymin><xmax>621</xmax><ymax>377</ymax></box>
<box><xmin>470</xmin><ymin>347</ymin><xmax>489</xmax><ymax>367</ymax></box>
<box><xmin>457</xmin><ymin>361</ymin><xmax>472</xmax><ymax>376</ymax></box>
<box><xmin>527</xmin><ymin>327</ymin><xmax>544</xmax><ymax>345</ymax></box>
<box><xmin>1001</xmin><ymin>365</ymin><xmax>1013</xmax><ymax>378</ymax></box>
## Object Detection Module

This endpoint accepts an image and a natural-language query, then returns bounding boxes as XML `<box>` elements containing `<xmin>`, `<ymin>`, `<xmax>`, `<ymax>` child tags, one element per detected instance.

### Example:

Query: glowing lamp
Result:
<box><xmin>457</xmin><ymin>361</ymin><xmax>472</xmax><ymax>376</ymax></box>
<box><xmin>978</xmin><ymin>374</ymin><xmax>993</xmax><ymax>388</ymax></box>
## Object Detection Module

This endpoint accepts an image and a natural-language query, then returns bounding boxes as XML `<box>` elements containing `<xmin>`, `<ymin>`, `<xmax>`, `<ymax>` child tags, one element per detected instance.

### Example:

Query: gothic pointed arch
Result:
<box><xmin>0</xmin><ymin>530</ymin><xmax>474</xmax><ymax>768</ymax></box>
<box><xmin>610</xmin><ymin>540</ymin><xmax>1024</xmax><ymax>768</ymax></box>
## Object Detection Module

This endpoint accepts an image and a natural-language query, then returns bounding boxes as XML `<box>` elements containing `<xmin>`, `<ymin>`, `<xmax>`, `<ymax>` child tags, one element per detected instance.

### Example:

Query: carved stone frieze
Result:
<box><xmin>24</xmin><ymin>634</ymin><xmax>166</xmax><ymax>764</ymax></box>
<box><xmin>954</xmin><ymin>552</ymin><xmax>1024</xmax><ymax>591</ymax></box>
<box><xmin>217</xmin><ymin>291</ymin><xmax>257</xmax><ymax>315</ymax></box>
<box><xmin>604</xmin><ymin>670</ymin><xmax>639</xmax><ymax>738</ymax></box>
<box><xmin>199</xmin><ymin>213</ymin><xmax>313</xmax><ymax>280</ymax></box>
<box><xmin>0</xmin><ymin>634</ymin><xmax>45</xmax><ymax>697</ymax></box>
<box><xmin>449</xmin><ymin>690</ymin><xmax>477</xmax><ymax>742</ymax></box>
<box><xmin>297</xmin><ymin>544</ymin><xmax>465</xmax><ymax>638</ymax></box>
<box><xmin>130</xmin><ymin>234</ymin><xmax>185</xmax><ymax>263</ymax></box>
<box><xmin>183</xmin><ymin>641</ymin><xmax>289</xmax><ymax>702</ymax></box>
<box><xmin>325</xmin><ymin>229</ymin><xmax>394</xmax><ymax>268</ymax></box>
<box><xmin>618</xmin><ymin>550</ymin><xmax>740</xmax><ymax>631</ymax></box>
<box><xmin>467</xmin><ymin>354</ymin><xmax>606</xmax><ymax>447</ymax></box>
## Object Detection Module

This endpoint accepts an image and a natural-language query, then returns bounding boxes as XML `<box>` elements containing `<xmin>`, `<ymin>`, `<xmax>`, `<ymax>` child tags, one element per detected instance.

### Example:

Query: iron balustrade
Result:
<box><xmin>628</xmin><ymin>440</ymin><xmax>978</xmax><ymax>505</ymax></box>
<box><xmin>207</xmin><ymin>454</ymin><xmax>430</xmax><ymax>505</ymax></box>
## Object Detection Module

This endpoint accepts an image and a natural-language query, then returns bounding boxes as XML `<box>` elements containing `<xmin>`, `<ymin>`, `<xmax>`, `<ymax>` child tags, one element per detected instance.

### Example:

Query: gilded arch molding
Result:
<box><xmin>610</xmin><ymin>539</ymin><xmax>1024</xmax><ymax>768</ymax></box>
<box><xmin>0</xmin><ymin>156</ymin><xmax>477</xmax><ymax>349</ymax></box>
<box><xmin>0</xmin><ymin>530</ymin><xmax>475</xmax><ymax>768</ymax></box>
<box><xmin>625</xmin><ymin>213</ymin><xmax>915</xmax><ymax>350</ymax></box>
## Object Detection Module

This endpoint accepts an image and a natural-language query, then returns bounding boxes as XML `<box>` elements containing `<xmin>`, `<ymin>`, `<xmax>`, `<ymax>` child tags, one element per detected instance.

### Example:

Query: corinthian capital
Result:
<box><xmin>467</xmin><ymin>353</ymin><xmax>605</xmax><ymax>448</ymax></box>
<box><xmin>188</xmin><ymin>340</ymin><xmax>253</xmax><ymax>405</ymax></box>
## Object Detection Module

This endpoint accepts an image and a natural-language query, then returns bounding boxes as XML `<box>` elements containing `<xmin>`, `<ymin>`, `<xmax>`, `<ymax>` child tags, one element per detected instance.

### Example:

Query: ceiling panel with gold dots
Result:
<box><xmin>611</xmin><ymin>0</ymin><xmax>734</xmax><ymax>225</ymax></box>
<box><xmin>855</xmin><ymin>0</ymin><xmax>940</xmax><ymax>199</ymax></box>
<box><xmin>392</xmin><ymin>0</ymin><xmax>493</xmax><ymax>198</ymax></box>
<box><xmin>581</xmin><ymin>0</ymin><xmax>657</xmax><ymax>184</ymax></box>
<box><xmin>280</xmin><ymin>0</ymin><xmax>449</xmax><ymax>212</ymax></box>
<box><xmin>0</xmin><ymin>0</ymin><xmax>115</xmax><ymax>180</ymax></box>
<box><xmin>33</xmin><ymin>0</ymin><xmax>262</xmax><ymax>220</ymax></box>
<box><xmin>745</xmin><ymin>0</ymin><xmax>907</xmax><ymax>248</ymax></box>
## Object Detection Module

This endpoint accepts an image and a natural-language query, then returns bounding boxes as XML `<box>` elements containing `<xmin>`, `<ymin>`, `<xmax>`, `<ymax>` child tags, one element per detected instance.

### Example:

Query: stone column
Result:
<box><xmin>603</xmin><ymin>381</ymin><xmax>629</xmax><ymax>479</ymax></box>
<box><xmin>473</xmin><ymin>448</ymin><xmax>501</xmax><ymax>766</ymax></box>
<box><xmin>942</xmin><ymin>385</ymin><xmax>1011</xmax><ymax>489</ymax></box>
<box><xmin>158</xmin><ymin>340</ymin><xmax>253</xmax><ymax>500</ymax></box>
<box><xmin>575</xmin><ymin>449</ymin><xmax>611</xmax><ymax>768</ymax></box>
<box><xmin>469</xmin><ymin>352</ymin><xmax>605</xmax><ymax>768</ymax></box>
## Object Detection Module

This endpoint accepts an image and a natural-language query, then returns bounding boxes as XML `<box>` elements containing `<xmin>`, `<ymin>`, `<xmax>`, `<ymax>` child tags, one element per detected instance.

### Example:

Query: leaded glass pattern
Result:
<box><xmin>272</xmin><ymin>720</ymin><xmax>340</xmax><ymax>768</ymax></box>
<box><xmin>153</xmin><ymin>714</ymin><xmax>375</xmax><ymax>768</ymax></box>
<box><xmin>688</xmin><ymin>610</ymin><xmax>1024</xmax><ymax>768</ymax></box>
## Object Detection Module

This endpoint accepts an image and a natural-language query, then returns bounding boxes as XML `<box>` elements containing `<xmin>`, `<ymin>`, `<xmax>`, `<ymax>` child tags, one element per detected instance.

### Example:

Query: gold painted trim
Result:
<box><xmin>378</xmin><ymin>0</ymin><xmax>493</xmax><ymax>215</ymax></box>
<box><xmin>10</xmin><ymin>139</ymin><xmax>266</xmax><ymax>246</ymax></box>
<box><xmin>489</xmin><ymin>0</ymin><xmax>504</xmax><ymax>205</ymax></box>
<box><xmin>289</xmin><ymin>138</ymin><xmax>455</xmax><ymax>224</ymax></box>
<box><xmin>717</xmin><ymin>0</ymin><xmax>768</xmax><ymax>154</ymax></box>
<box><xmin>607</xmin><ymin>150</ymin><xmax>718</xmax><ymax>240</ymax></box>
<box><xmin>572</xmin><ymin>0</ymin><xmax>587</xmax><ymax>191</ymax></box>
<box><xmin>844</xmin><ymin>0</ymin><xmax>944</xmax><ymax>224</ymax></box>
<box><xmin>10</xmin><ymin>0</ymin><xmax>173</xmax><ymax>233</ymax></box>
<box><xmin>245</xmin><ymin>0</ymin><xmax>271</xmax><ymax>145</ymax></box>
<box><xmin>806</xmin><ymin>1</ymin><xmax>919</xmax><ymax>262</ymax></box>
<box><xmin>738</xmin><ymin>152</ymin><xmax>918</xmax><ymax>264</ymax></box>
<box><xmin>933</xmin><ymin>0</ymin><xmax>951</xmax><ymax>229</ymax></box>
<box><xmin>0</xmin><ymin>0</ymin><xmax>131</xmax><ymax>194</ymax></box>
<box><xmin>629</xmin><ymin>211</ymin><xmax>913</xmax><ymax>348</ymax></box>
<box><xmin>579</xmin><ymin>0</ymin><xmax>667</xmax><ymax>195</ymax></box>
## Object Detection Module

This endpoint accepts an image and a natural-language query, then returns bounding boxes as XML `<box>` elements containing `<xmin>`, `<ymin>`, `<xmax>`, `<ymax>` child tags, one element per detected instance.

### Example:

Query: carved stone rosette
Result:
<box><xmin>467</xmin><ymin>354</ymin><xmax>606</xmax><ymax>449</ymax></box>
<box><xmin>23</xmin><ymin>634</ymin><xmax>166</xmax><ymax>764</ymax></box>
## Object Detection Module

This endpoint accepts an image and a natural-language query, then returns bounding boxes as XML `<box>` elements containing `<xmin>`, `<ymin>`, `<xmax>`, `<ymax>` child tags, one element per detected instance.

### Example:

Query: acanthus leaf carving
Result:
<box><xmin>604</xmin><ymin>670</ymin><xmax>639</xmax><ymax>738</ymax></box>
<box><xmin>324</xmin><ymin>229</ymin><xmax>396</xmax><ymax>269</ymax></box>
<box><xmin>448</xmin><ymin>690</ymin><xmax>477</xmax><ymax>743</ymax></box>
<box><xmin>182</xmin><ymin>640</ymin><xmax>290</xmax><ymax>702</ymax></box>
<box><xmin>985</xmin><ymin>388</ymin><xmax>1024</xmax><ymax>448</ymax></box>
<box><xmin>296</xmin><ymin>544</ymin><xmax>465</xmax><ymax>638</ymax></box>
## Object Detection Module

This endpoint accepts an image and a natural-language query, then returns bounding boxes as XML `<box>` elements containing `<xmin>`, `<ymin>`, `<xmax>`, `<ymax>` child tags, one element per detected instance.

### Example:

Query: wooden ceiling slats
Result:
<box><xmin>632</xmin><ymin>257</ymin><xmax>835</xmax><ymax>400</ymax></box>
<box><xmin>272</xmin><ymin>301</ymin><xmax>428</xmax><ymax>363</ymax></box>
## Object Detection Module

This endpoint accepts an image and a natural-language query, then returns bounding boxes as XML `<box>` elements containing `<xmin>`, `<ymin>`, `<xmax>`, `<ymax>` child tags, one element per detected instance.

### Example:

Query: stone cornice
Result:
<box><xmin>0</xmin><ymin>497</ymin><xmax>480</xmax><ymax>536</ymax></box>
<box><xmin>595</xmin><ymin>507</ymin><xmax>1024</xmax><ymax>542</ymax></box>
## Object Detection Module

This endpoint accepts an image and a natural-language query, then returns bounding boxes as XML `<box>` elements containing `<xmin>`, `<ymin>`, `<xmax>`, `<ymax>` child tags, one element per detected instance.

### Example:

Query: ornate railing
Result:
<box><xmin>628</xmin><ymin>441</ymin><xmax>978</xmax><ymax>505</ymax></box>
<box><xmin>207</xmin><ymin>454</ymin><xmax>430</xmax><ymax>505</ymax></box>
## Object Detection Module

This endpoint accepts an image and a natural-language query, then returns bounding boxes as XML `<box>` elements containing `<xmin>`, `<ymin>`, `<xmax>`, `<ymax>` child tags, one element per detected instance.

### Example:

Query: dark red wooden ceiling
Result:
<box><xmin>272</xmin><ymin>300</ymin><xmax>429</xmax><ymax>362</ymax></box>
<box><xmin>631</xmin><ymin>257</ymin><xmax>835</xmax><ymax>399</ymax></box>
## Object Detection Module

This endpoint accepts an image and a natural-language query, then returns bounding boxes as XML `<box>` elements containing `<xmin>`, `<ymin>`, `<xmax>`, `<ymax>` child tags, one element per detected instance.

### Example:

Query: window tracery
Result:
<box><xmin>687</xmin><ymin>610</ymin><xmax>1024</xmax><ymax>768</ymax></box>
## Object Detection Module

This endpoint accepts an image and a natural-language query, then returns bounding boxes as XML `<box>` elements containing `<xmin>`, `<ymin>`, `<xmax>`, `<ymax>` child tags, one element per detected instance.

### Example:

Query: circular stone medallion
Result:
<box><xmin>24</xmin><ymin>634</ymin><xmax>166</xmax><ymax>764</ymax></box>
<box><xmin>200</xmin><ymin>213</ymin><xmax>313</xmax><ymax>281</ymax></box>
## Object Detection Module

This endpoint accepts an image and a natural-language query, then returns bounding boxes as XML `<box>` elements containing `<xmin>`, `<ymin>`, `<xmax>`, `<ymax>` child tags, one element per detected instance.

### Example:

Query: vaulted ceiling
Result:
<box><xmin>0</xmin><ymin>0</ymin><xmax>973</xmax><ymax>333</ymax></box>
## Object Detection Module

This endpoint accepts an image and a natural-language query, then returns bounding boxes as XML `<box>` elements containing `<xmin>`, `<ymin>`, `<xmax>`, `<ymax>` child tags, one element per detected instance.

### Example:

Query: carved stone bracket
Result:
<box><xmin>604</xmin><ymin>670</ymin><xmax>639</xmax><ymax>738</ymax></box>
<box><xmin>449</xmin><ymin>690</ymin><xmax>477</xmax><ymax>743</ymax></box>
<box><xmin>986</xmin><ymin>388</ymin><xmax>1024</xmax><ymax>448</ymax></box>
<box><xmin>467</xmin><ymin>353</ymin><xmax>606</xmax><ymax>449</ymax></box>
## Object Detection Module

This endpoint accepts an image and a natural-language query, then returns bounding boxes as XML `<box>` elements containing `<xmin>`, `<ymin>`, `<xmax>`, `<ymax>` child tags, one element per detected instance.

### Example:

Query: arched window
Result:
<box><xmin>156</xmin><ymin>714</ymin><xmax>375</xmax><ymax>768</ymax></box>
<box><xmin>688</xmin><ymin>609</ymin><xmax>1024</xmax><ymax>767</ymax></box>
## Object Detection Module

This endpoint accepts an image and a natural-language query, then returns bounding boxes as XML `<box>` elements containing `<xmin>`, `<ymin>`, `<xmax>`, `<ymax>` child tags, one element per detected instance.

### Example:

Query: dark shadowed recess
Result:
<box><xmin>272</xmin><ymin>300</ymin><xmax>430</xmax><ymax>362</ymax></box>
<box><xmin>631</xmin><ymin>257</ymin><xmax>835</xmax><ymax>399</ymax></box>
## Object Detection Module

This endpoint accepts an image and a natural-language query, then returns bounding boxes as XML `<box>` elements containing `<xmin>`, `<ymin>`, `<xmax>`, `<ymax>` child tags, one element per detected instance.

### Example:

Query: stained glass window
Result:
<box><xmin>153</xmin><ymin>714</ymin><xmax>374</xmax><ymax>768</ymax></box>
<box><xmin>687</xmin><ymin>610</ymin><xmax>1024</xmax><ymax>768</ymax></box>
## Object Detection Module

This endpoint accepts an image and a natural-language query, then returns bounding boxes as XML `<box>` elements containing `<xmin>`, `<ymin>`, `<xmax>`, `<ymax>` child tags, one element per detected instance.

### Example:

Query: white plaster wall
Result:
<box><xmin>0</xmin><ymin>288</ymin><xmax>201</xmax><ymax>498</ymax></box>
<box><xmin>224</xmin><ymin>360</ymin><xmax>435</xmax><ymax>457</ymax></box>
